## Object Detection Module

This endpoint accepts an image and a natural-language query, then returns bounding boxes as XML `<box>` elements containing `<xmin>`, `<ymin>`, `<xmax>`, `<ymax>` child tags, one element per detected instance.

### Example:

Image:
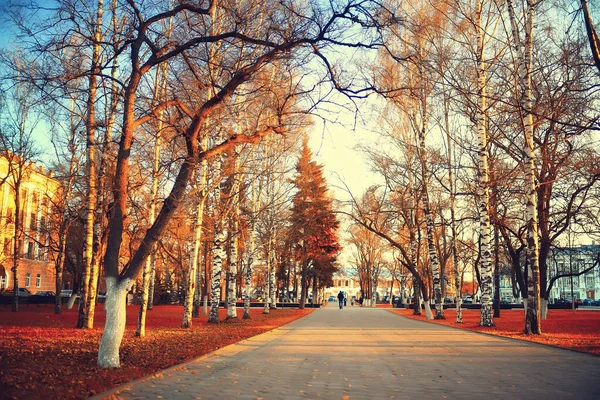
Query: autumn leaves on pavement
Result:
<box><xmin>0</xmin><ymin>306</ymin><xmax>313</xmax><ymax>400</ymax></box>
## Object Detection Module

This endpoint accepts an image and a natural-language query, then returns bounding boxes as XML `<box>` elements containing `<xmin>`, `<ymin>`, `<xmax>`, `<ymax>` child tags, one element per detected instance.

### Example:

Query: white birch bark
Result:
<box><xmin>371</xmin><ymin>275</ymin><xmax>377</xmax><ymax>307</ymax></box>
<box><xmin>137</xmin><ymin>62</ymin><xmax>169</xmax><ymax>335</ymax></box>
<box><xmin>269</xmin><ymin>240</ymin><xmax>277</xmax><ymax>309</ymax></box>
<box><xmin>54</xmin><ymin>101</ymin><xmax>78</xmax><ymax>315</ymax></box>
<box><xmin>444</xmin><ymin>95</ymin><xmax>462</xmax><ymax>323</ymax></box>
<box><xmin>416</xmin><ymin>98</ymin><xmax>444</xmax><ymax>319</ymax></box>
<box><xmin>97</xmin><ymin>277</ymin><xmax>133</xmax><ymax>368</ymax></box>
<box><xmin>263</xmin><ymin>245</ymin><xmax>271</xmax><ymax>314</ymax></box>
<box><xmin>182</xmin><ymin>135</ymin><xmax>209</xmax><ymax>327</ymax></box>
<box><xmin>423</xmin><ymin>301</ymin><xmax>433</xmax><ymax>320</ymax></box>
<box><xmin>79</xmin><ymin>0</ymin><xmax>103</xmax><ymax>328</ymax></box>
<box><xmin>541</xmin><ymin>298</ymin><xmax>548</xmax><ymax>319</ymax></box>
<box><xmin>243</xmin><ymin>184</ymin><xmax>258</xmax><ymax>319</ymax></box>
<box><xmin>208</xmin><ymin>229</ymin><xmax>226</xmax><ymax>323</ymax></box>
<box><xmin>506</xmin><ymin>0</ymin><xmax>541</xmax><ymax>334</ymax></box>
<box><xmin>226</xmin><ymin>159</ymin><xmax>240</xmax><ymax>319</ymax></box>
<box><xmin>475</xmin><ymin>0</ymin><xmax>494</xmax><ymax>327</ymax></box>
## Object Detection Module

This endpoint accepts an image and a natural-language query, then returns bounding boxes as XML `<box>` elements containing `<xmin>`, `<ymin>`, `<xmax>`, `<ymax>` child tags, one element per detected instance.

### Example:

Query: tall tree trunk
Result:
<box><xmin>182</xmin><ymin>138</ymin><xmax>209</xmax><ymax>328</ymax></box>
<box><xmin>243</xmin><ymin>184</ymin><xmax>258</xmax><ymax>319</ymax></box>
<box><xmin>263</xmin><ymin>243</ymin><xmax>271</xmax><ymax>314</ymax></box>
<box><xmin>299</xmin><ymin>263</ymin><xmax>307</xmax><ymax>309</ymax></box>
<box><xmin>444</xmin><ymin>94</ymin><xmax>462</xmax><ymax>323</ymax></box>
<box><xmin>97</xmin><ymin>277</ymin><xmax>133</xmax><ymax>368</ymax></box>
<box><xmin>507</xmin><ymin>0</ymin><xmax>541</xmax><ymax>335</ymax></box>
<box><xmin>270</xmin><ymin>241</ymin><xmax>277</xmax><ymax>309</ymax></box>
<box><xmin>412</xmin><ymin>45</ymin><xmax>444</xmax><ymax>319</ymax></box>
<box><xmin>208</xmin><ymin>228</ymin><xmax>226</xmax><ymax>323</ymax></box>
<box><xmin>493</xmin><ymin>226</ymin><xmax>501</xmax><ymax>318</ymax></box>
<box><xmin>417</xmin><ymin>113</ymin><xmax>444</xmax><ymax>320</ymax></box>
<box><xmin>137</xmin><ymin>81</ymin><xmax>165</xmax><ymax>334</ymax></box>
<box><xmin>581</xmin><ymin>0</ymin><xmax>600</xmax><ymax>74</ymax></box>
<box><xmin>78</xmin><ymin>0</ymin><xmax>103</xmax><ymax>329</ymax></box>
<box><xmin>226</xmin><ymin>160</ymin><xmax>240</xmax><ymax>319</ymax></box>
<box><xmin>11</xmin><ymin>185</ymin><xmax>22</xmax><ymax>313</ymax></box>
<box><xmin>55</xmin><ymin>105</ymin><xmax>79</xmax><ymax>315</ymax></box>
<box><xmin>413</xmin><ymin>277</ymin><xmax>421</xmax><ymax>316</ymax></box>
<box><xmin>475</xmin><ymin>0</ymin><xmax>494</xmax><ymax>327</ymax></box>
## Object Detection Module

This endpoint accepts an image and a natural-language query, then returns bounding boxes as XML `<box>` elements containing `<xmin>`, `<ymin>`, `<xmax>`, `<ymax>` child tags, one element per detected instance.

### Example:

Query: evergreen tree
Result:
<box><xmin>290</xmin><ymin>137</ymin><xmax>341</xmax><ymax>308</ymax></box>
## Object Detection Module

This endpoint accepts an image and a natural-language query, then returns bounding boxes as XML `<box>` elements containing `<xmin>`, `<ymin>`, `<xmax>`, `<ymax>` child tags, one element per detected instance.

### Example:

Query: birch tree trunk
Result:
<box><xmin>137</xmin><ymin>65</ymin><xmax>168</xmax><ymax>335</ymax></box>
<box><xmin>208</xmin><ymin>229</ymin><xmax>226</xmax><ymax>323</ymax></box>
<box><xmin>87</xmin><ymin>0</ymin><xmax>120</xmax><ymax>326</ymax></box>
<box><xmin>263</xmin><ymin>245</ymin><xmax>271</xmax><ymax>314</ymax></box>
<box><xmin>243</xmin><ymin>183</ymin><xmax>258</xmax><ymax>319</ymax></box>
<box><xmin>507</xmin><ymin>0</ymin><xmax>541</xmax><ymax>334</ymax></box>
<box><xmin>475</xmin><ymin>0</ymin><xmax>494</xmax><ymax>327</ymax></box>
<box><xmin>226</xmin><ymin>159</ymin><xmax>240</xmax><ymax>319</ymax></box>
<box><xmin>183</xmin><ymin>139</ymin><xmax>208</xmax><ymax>327</ymax></box>
<box><xmin>413</xmin><ymin>277</ymin><xmax>421</xmax><ymax>316</ymax></box>
<box><xmin>54</xmin><ymin>103</ymin><xmax>78</xmax><ymax>315</ymax></box>
<box><xmin>97</xmin><ymin>277</ymin><xmax>133</xmax><ymax>368</ymax></box>
<box><xmin>11</xmin><ymin>184</ymin><xmax>22</xmax><ymax>313</ymax></box>
<box><xmin>269</xmin><ymin>241</ymin><xmax>277</xmax><ymax>309</ymax></box>
<box><xmin>78</xmin><ymin>0</ymin><xmax>103</xmax><ymax>329</ymax></box>
<box><xmin>416</xmin><ymin>104</ymin><xmax>444</xmax><ymax>320</ymax></box>
<box><xmin>371</xmin><ymin>275</ymin><xmax>377</xmax><ymax>307</ymax></box>
<box><xmin>444</xmin><ymin>95</ymin><xmax>462</xmax><ymax>323</ymax></box>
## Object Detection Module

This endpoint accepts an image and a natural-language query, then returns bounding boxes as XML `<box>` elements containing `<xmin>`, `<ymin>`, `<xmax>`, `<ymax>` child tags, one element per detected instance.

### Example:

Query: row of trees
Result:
<box><xmin>1</xmin><ymin>0</ymin><xmax>599</xmax><ymax>367</ymax></box>
<box><xmin>344</xmin><ymin>0</ymin><xmax>600</xmax><ymax>333</ymax></box>
<box><xmin>1</xmin><ymin>0</ymin><xmax>355</xmax><ymax>368</ymax></box>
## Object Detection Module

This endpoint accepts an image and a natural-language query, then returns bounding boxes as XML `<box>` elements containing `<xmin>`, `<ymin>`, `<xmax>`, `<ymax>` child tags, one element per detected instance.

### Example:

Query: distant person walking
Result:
<box><xmin>337</xmin><ymin>291</ymin><xmax>344</xmax><ymax>309</ymax></box>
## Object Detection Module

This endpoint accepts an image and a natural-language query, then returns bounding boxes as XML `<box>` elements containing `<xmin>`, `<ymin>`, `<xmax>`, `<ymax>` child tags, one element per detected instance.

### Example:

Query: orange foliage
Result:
<box><xmin>0</xmin><ymin>305</ymin><xmax>312</xmax><ymax>399</ymax></box>
<box><xmin>390</xmin><ymin>308</ymin><xmax>600</xmax><ymax>355</ymax></box>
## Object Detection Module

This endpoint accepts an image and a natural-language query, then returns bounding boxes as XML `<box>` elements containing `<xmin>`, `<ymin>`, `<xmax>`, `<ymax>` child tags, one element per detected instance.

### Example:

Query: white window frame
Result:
<box><xmin>36</xmin><ymin>274</ymin><xmax>41</xmax><ymax>288</ymax></box>
<box><xmin>25</xmin><ymin>273</ymin><xmax>31</xmax><ymax>287</ymax></box>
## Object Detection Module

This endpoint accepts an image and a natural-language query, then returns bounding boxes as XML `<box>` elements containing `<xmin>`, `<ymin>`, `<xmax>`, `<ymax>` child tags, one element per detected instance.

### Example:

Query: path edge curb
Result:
<box><xmin>90</xmin><ymin>308</ymin><xmax>316</xmax><ymax>399</ymax></box>
<box><xmin>385</xmin><ymin>308</ymin><xmax>600</xmax><ymax>358</ymax></box>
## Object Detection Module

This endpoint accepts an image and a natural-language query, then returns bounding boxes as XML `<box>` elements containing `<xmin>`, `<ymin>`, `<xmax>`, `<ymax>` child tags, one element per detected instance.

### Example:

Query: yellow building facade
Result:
<box><xmin>0</xmin><ymin>156</ymin><xmax>59</xmax><ymax>293</ymax></box>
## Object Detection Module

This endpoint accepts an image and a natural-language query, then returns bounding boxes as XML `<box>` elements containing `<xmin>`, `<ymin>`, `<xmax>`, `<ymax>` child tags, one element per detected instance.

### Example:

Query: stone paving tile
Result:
<box><xmin>94</xmin><ymin>306</ymin><xmax>600</xmax><ymax>399</ymax></box>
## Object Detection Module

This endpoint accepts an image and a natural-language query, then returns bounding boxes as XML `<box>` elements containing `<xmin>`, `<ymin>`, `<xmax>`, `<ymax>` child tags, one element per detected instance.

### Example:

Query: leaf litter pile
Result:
<box><xmin>391</xmin><ymin>308</ymin><xmax>600</xmax><ymax>355</ymax></box>
<box><xmin>0</xmin><ymin>305</ymin><xmax>312</xmax><ymax>399</ymax></box>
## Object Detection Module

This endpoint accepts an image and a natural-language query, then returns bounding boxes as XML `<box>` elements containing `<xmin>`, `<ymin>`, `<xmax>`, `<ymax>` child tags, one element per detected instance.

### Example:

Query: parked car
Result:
<box><xmin>17</xmin><ymin>287</ymin><xmax>32</xmax><ymax>297</ymax></box>
<box><xmin>60</xmin><ymin>289</ymin><xmax>73</xmax><ymax>297</ymax></box>
<box><xmin>462</xmin><ymin>296</ymin><xmax>473</xmax><ymax>304</ymax></box>
<box><xmin>328</xmin><ymin>296</ymin><xmax>336</xmax><ymax>302</ymax></box>
<box><xmin>583</xmin><ymin>299</ymin><xmax>599</xmax><ymax>306</ymax></box>
<box><xmin>34</xmin><ymin>291</ymin><xmax>55</xmax><ymax>296</ymax></box>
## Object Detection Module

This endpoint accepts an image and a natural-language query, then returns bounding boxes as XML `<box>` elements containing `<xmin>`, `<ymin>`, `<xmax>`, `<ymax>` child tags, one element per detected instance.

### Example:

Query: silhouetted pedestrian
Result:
<box><xmin>337</xmin><ymin>291</ymin><xmax>344</xmax><ymax>309</ymax></box>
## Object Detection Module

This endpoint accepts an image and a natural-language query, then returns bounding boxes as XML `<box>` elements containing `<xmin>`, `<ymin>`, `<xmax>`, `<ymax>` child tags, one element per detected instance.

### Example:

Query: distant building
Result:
<box><xmin>0</xmin><ymin>156</ymin><xmax>59</xmax><ymax>293</ymax></box>
<box><xmin>324</xmin><ymin>273</ymin><xmax>400</xmax><ymax>301</ymax></box>
<box><xmin>547</xmin><ymin>245</ymin><xmax>600</xmax><ymax>301</ymax></box>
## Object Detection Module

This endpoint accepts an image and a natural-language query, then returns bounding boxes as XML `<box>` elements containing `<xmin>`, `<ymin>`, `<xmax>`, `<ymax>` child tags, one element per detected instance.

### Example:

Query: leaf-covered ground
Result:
<box><xmin>391</xmin><ymin>308</ymin><xmax>600</xmax><ymax>355</ymax></box>
<box><xmin>0</xmin><ymin>305</ymin><xmax>312</xmax><ymax>399</ymax></box>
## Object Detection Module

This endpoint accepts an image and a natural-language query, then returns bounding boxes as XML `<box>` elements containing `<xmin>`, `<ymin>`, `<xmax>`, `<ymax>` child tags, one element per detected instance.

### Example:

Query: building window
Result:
<box><xmin>0</xmin><ymin>275</ymin><xmax>6</xmax><ymax>290</ymax></box>
<box><xmin>3</xmin><ymin>238</ymin><xmax>11</xmax><ymax>256</ymax></box>
<box><xmin>345</xmin><ymin>280</ymin><xmax>349</xmax><ymax>287</ymax></box>
<box><xmin>29</xmin><ymin>212</ymin><xmax>37</xmax><ymax>231</ymax></box>
<box><xmin>36</xmin><ymin>274</ymin><xmax>41</xmax><ymax>288</ymax></box>
<box><xmin>25</xmin><ymin>273</ymin><xmax>31</xmax><ymax>287</ymax></box>
<box><xmin>586</xmin><ymin>275</ymin><xmax>594</xmax><ymax>288</ymax></box>
<box><xmin>40</xmin><ymin>216</ymin><xmax>47</xmax><ymax>234</ymax></box>
<box><xmin>27</xmin><ymin>242</ymin><xmax>34</xmax><ymax>259</ymax></box>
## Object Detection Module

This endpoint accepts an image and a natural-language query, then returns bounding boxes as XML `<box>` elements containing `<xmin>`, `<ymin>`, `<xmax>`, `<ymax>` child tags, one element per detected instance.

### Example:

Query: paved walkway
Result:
<box><xmin>98</xmin><ymin>305</ymin><xmax>600</xmax><ymax>399</ymax></box>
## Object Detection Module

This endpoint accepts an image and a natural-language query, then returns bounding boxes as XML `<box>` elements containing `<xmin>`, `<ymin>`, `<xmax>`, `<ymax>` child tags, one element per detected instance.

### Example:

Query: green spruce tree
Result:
<box><xmin>290</xmin><ymin>137</ymin><xmax>341</xmax><ymax>308</ymax></box>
